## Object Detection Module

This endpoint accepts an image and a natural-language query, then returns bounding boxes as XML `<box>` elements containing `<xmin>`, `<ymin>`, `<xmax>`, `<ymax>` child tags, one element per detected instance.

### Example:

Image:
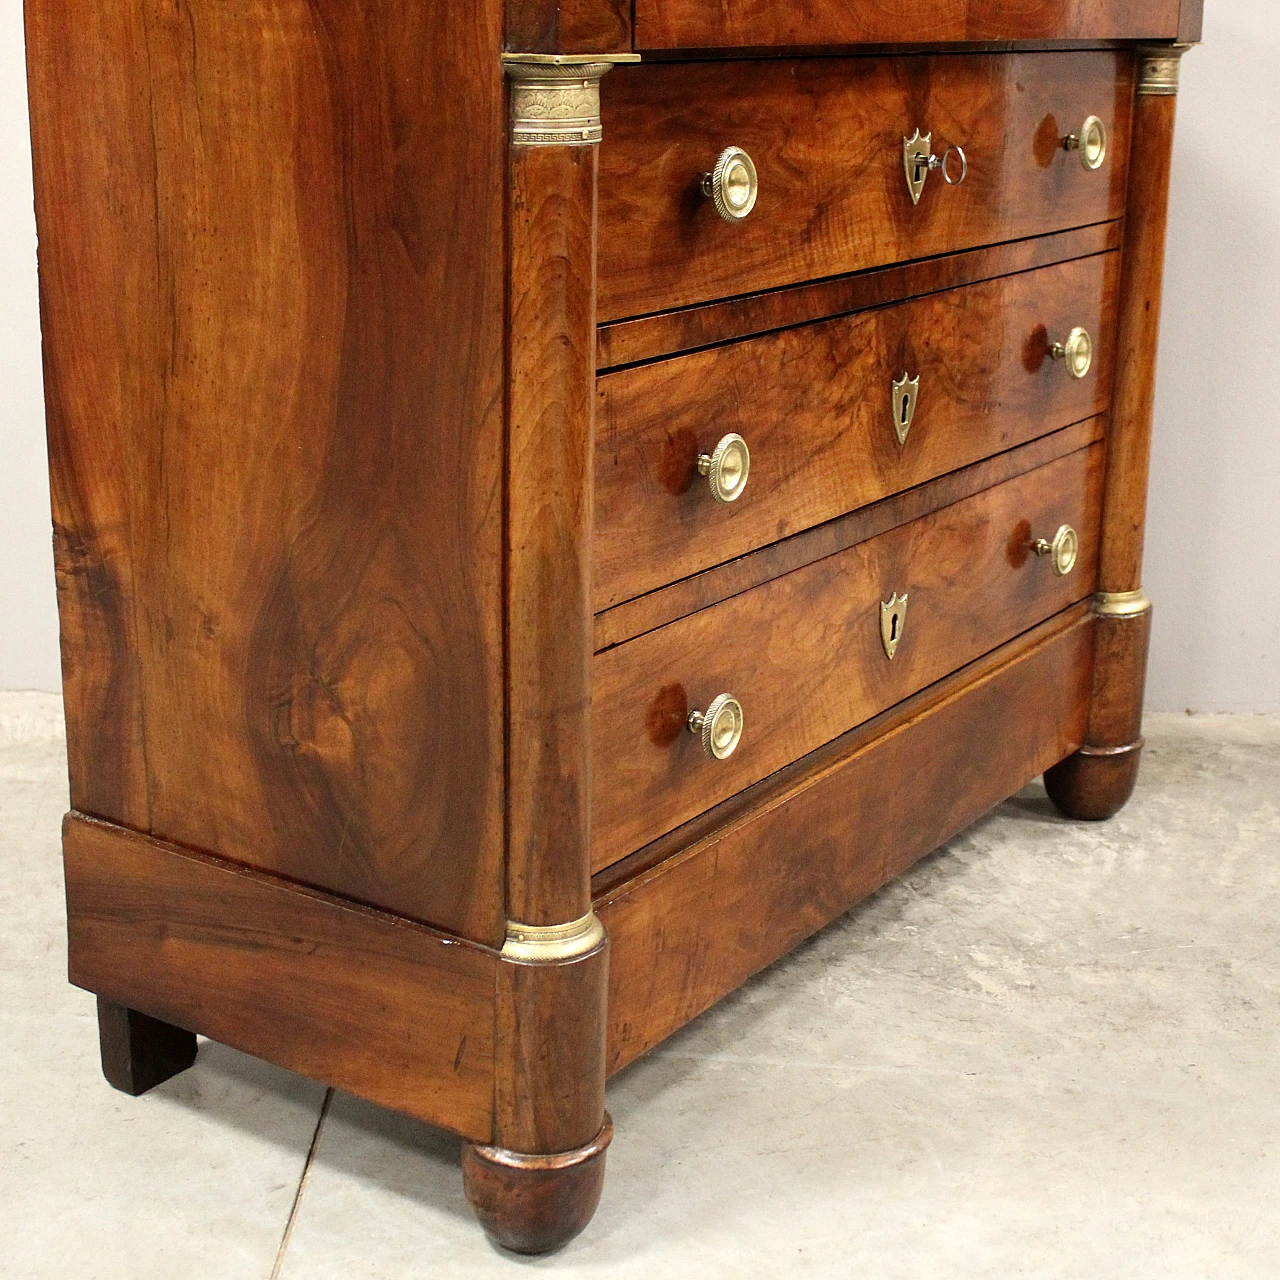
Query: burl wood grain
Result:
<box><xmin>596</xmin><ymin>251</ymin><xmax>1118</xmax><ymax>609</ymax></box>
<box><xmin>507</xmin><ymin>0</ymin><xmax>631</xmax><ymax>53</ymax></box>
<box><xmin>598</xmin><ymin>608</ymin><xmax>1094</xmax><ymax>1073</ymax></box>
<box><xmin>633</xmin><ymin>0</ymin><xmax>1183</xmax><ymax>50</ymax></box>
<box><xmin>64</xmin><ymin>813</ymin><xmax>498</xmax><ymax>1141</ymax></box>
<box><xmin>26</xmin><ymin>0</ymin><xmax>507</xmax><ymax>943</ymax></box>
<box><xmin>598</xmin><ymin>52</ymin><xmax>1132</xmax><ymax>322</ymax></box>
<box><xmin>591</xmin><ymin>444</ymin><xmax>1104</xmax><ymax>871</ymax></box>
<box><xmin>595</xmin><ymin>418</ymin><xmax>1106</xmax><ymax>650</ymax></box>
<box><xmin>597</xmin><ymin>222</ymin><xmax>1123</xmax><ymax>370</ymax></box>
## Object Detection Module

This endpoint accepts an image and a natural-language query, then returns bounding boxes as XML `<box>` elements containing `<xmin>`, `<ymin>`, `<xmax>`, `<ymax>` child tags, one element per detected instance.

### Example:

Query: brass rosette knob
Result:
<box><xmin>1033</xmin><ymin>524</ymin><xmax>1080</xmax><ymax>577</ymax></box>
<box><xmin>687</xmin><ymin>693</ymin><xmax>744</xmax><ymax>760</ymax></box>
<box><xmin>701</xmin><ymin>146</ymin><xmax>758</xmax><ymax>223</ymax></box>
<box><xmin>1063</xmin><ymin>116</ymin><xmax>1108</xmax><ymax>170</ymax></box>
<box><xmin>697</xmin><ymin>433</ymin><xmax>751</xmax><ymax>503</ymax></box>
<box><xmin>1051</xmin><ymin>326</ymin><xmax>1094</xmax><ymax>379</ymax></box>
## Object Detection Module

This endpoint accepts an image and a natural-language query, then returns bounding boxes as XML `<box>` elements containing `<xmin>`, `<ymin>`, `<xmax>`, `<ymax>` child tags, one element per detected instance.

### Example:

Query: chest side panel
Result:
<box><xmin>26</xmin><ymin>0</ymin><xmax>508</xmax><ymax>944</ymax></box>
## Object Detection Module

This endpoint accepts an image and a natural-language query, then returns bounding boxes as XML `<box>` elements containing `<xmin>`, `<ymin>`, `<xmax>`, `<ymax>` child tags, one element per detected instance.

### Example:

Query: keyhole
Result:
<box><xmin>890</xmin><ymin>615</ymin><xmax>899</xmax><ymax>641</ymax></box>
<box><xmin>899</xmin><ymin>395</ymin><xmax>910</xmax><ymax>426</ymax></box>
<box><xmin>913</xmin><ymin>157</ymin><xmax>927</xmax><ymax>185</ymax></box>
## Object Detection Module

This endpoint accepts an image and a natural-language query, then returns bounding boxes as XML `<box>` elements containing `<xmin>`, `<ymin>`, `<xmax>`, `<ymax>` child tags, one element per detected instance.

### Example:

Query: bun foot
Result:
<box><xmin>1044</xmin><ymin>742</ymin><xmax>1143</xmax><ymax>821</ymax></box>
<box><xmin>461</xmin><ymin>1115</ymin><xmax>612</xmax><ymax>1255</ymax></box>
<box><xmin>96</xmin><ymin>997</ymin><xmax>198</xmax><ymax>1095</ymax></box>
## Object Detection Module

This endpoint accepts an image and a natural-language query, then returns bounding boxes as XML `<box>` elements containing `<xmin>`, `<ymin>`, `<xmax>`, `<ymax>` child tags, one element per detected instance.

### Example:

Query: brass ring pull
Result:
<box><xmin>1062</xmin><ymin>116</ymin><xmax>1108</xmax><ymax>171</ymax></box>
<box><xmin>697</xmin><ymin>433</ymin><xmax>750</xmax><ymax>503</ymax></box>
<box><xmin>1050</xmin><ymin>326</ymin><xmax>1094</xmax><ymax>379</ymax></box>
<box><xmin>687</xmin><ymin>693</ymin><xmax>744</xmax><ymax>760</ymax></box>
<box><xmin>930</xmin><ymin>144</ymin><xmax>969</xmax><ymax>186</ymax></box>
<box><xmin>1033</xmin><ymin>524</ymin><xmax>1080</xmax><ymax>577</ymax></box>
<box><xmin>701</xmin><ymin>146</ymin><xmax>758</xmax><ymax>222</ymax></box>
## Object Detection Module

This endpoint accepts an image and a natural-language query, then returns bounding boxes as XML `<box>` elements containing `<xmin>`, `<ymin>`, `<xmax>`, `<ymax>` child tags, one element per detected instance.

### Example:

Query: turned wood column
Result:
<box><xmin>462</xmin><ymin>52</ymin><xmax>635</xmax><ymax>1256</ymax></box>
<box><xmin>1046</xmin><ymin>44</ymin><xmax>1191</xmax><ymax>822</ymax></box>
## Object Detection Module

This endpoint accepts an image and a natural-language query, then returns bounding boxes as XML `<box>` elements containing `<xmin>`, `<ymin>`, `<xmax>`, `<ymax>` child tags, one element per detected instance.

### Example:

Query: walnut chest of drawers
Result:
<box><xmin>25</xmin><ymin>0</ymin><xmax>1202</xmax><ymax>1253</ymax></box>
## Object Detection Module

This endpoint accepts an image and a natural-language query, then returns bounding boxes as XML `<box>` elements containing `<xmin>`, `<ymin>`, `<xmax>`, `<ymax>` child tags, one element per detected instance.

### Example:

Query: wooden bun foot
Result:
<box><xmin>96</xmin><ymin>997</ymin><xmax>198</xmax><ymax>1095</ymax></box>
<box><xmin>1044</xmin><ymin>742</ymin><xmax>1143</xmax><ymax>821</ymax></box>
<box><xmin>461</xmin><ymin>1115</ymin><xmax>612</xmax><ymax>1255</ymax></box>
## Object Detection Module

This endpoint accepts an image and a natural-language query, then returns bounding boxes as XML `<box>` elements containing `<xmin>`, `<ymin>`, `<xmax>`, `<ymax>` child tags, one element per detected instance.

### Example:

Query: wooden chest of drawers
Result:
<box><xmin>25</xmin><ymin>0</ymin><xmax>1202</xmax><ymax>1254</ymax></box>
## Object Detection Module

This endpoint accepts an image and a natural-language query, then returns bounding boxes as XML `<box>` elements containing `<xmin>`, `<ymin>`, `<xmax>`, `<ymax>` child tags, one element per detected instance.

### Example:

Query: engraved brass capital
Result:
<box><xmin>503</xmin><ymin>52</ymin><xmax>640</xmax><ymax>147</ymax></box>
<box><xmin>502</xmin><ymin>910</ymin><xmax>606</xmax><ymax>963</ymax></box>
<box><xmin>1094</xmin><ymin>589</ymin><xmax>1153</xmax><ymax>618</ymax></box>
<box><xmin>1137</xmin><ymin>44</ymin><xmax>1193</xmax><ymax>97</ymax></box>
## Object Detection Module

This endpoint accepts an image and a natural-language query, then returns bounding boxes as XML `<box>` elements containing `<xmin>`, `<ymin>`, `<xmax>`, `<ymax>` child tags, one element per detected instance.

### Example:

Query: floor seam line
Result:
<box><xmin>269</xmin><ymin>1086</ymin><xmax>333</xmax><ymax>1280</ymax></box>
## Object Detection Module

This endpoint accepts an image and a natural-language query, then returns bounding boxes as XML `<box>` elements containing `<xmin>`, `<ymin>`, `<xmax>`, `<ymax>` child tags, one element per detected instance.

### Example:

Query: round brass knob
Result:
<box><xmin>697</xmin><ymin>433</ymin><xmax>750</xmax><ymax>503</ymax></box>
<box><xmin>1063</xmin><ymin>116</ymin><xmax>1108</xmax><ymax>171</ymax></box>
<box><xmin>1050</xmin><ymin>326</ymin><xmax>1094</xmax><ymax>379</ymax></box>
<box><xmin>1033</xmin><ymin>524</ymin><xmax>1080</xmax><ymax>577</ymax></box>
<box><xmin>687</xmin><ymin>693</ymin><xmax>744</xmax><ymax>760</ymax></box>
<box><xmin>701</xmin><ymin>146</ymin><xmax>758</xmax><ymax>223</ymax></box>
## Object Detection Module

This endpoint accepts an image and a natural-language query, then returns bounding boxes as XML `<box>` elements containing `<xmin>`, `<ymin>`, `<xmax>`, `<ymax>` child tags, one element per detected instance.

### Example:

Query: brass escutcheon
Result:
<box><xmin>891</xmin><ymin>373</ymin><xmax>920</xmax><ymax>446</ymax></box>
<box><xmin>903</xmin><ymin>129</ymin><xmax>968</xmax><ymax>205</ymax></box>
<box><xmin>880</xmin><ymin>592</ymin><xmax>909</xmax><ymax>660</ymax></box>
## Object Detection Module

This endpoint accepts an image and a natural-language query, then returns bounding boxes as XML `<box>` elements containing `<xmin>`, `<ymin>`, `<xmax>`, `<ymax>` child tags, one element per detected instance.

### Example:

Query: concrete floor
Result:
<box><xmin>1</xmin><ymin>691</ymin><xmax>1277</xmax><ymax>1279</ymax></box>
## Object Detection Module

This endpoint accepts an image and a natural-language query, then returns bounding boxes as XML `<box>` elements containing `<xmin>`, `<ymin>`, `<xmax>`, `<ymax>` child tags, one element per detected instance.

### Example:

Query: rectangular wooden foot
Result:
<box><xmin>96</xmin><ymin>997</ymin><xmax>198</xmax><ymax>1096</ymax></box>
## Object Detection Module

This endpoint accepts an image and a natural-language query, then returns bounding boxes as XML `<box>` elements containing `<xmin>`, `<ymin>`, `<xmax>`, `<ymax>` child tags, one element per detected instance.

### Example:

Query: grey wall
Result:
<box><xmin>1</xmin><ymin>4</ymin><xmax>1277</xmax><ymax>708</ymax></box>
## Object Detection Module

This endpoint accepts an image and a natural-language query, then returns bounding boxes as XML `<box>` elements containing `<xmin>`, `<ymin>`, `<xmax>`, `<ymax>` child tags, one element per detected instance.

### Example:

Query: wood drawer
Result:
<box><xmin>634</xmin><ymin>0</ymin><xmax>1188</xmax><ymax>51</ymax></box>
<box><xmin>596</xmin><ymin>250</ymin><xmax>1118</xmax><ymax>610</ymax></box>
<box><xmin>591</xmin><ymin>442</ymin><xmax>1103</xmax><ymax>871</ymax></box>
<box><xmin>597</xmin><ymin>52</ymin><xmax>1132</xmax><ymax>322</ymax></box>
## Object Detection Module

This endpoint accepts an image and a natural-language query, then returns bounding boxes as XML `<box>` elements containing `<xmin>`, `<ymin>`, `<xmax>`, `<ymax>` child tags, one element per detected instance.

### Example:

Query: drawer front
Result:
<box><xmin>597</xmin><ymin>52</ymin><xmax>1132</xmax><ymax>322</ymax></box>
<box><xmin>596</xmin><ymin>251</ymin><xmax>1117</xmax><ymax>610</ymax></box>
<box><xmin>591</xmin><ymin>443</ymin><xmax>1103</xmax><ymax>871</ymax></box>
<box><xmin>635</xmin><ymin>1</ymin><xmax>1183</xmax><ymax>51</ymax></box>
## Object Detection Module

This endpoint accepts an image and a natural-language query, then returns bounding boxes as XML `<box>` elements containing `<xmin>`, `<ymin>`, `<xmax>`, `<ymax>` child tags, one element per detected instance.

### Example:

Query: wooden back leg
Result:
<box><xmin>96</xmin><ymin>997</ymin><xmax>198</xmax><ymax>1096</ymax></box>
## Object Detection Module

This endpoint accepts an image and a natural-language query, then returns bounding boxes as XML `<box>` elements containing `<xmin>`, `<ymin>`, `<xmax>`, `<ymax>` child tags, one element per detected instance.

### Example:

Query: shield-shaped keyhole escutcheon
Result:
<box><xmin>892</xmin><ymin>373</ymin><xmax>920</xmax><ymax>447</ymax></box>
<box><xmin>880</xmin><ymin>592</ymin><xmax>909</xmax><ymax>661</ymax></box>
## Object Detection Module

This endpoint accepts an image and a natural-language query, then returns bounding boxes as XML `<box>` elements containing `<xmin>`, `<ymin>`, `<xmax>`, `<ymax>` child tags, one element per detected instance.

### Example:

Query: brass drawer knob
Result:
<box><xmin>1034</xmin><ymin>524</ymin><xmax>1080</xmax><ymax>577</ymax></box>
<box><xmin>1063</xmin><ymin>116</ymin><xmax>1108</xmax><ymax>170</ymax></box>
<box><xmin>697</xmin><ymin>433</ymin><xmax>750</xmax><ymax>503</ymax></box>
<box><xmin>688</xmin><ymin>693</ymin><xmax>744</xmax><ymax>760</ymax></box>
<box><xmin>701</xmin><ymin>146</ymin><xmax>758</xmax><ymax>222</ymax></box>
<box><xmin>903</xmin><ymin>129</ymin><xmax>969</xmax><ymax>205</ymax></box>
<box><xmin>1051</xmin><ymin>326</ymin><xmax>1094</xmax><ymax>379</ymax></box>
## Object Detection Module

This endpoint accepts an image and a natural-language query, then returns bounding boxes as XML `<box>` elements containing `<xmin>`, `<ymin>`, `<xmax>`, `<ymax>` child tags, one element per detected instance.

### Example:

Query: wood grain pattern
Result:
<box><xmin>495</xmin><ymin>947</ymin><xmax>608</xmax><ymax>1154</ymax></box>
<box><xmin>595</xmin><ymin>418</ymin><xmax>1105</xmax><ymax>650</ymax></box>
<box><xmin>633</xmin><ymin>0</ymin><xmax>1182</xmax><ymax>50</ymax></box>
<box><xmin>596</xmin><ymin>251</ymin><xmax>1118</xmax><ymax>609</ymax></box>
<box><xmin>597</xmin><ymin>222</ymin><xmax>1122</xmax><ymax>370</ymax></box>
<box><xmin>64</xmin><ymin>813</ymin><xmax>498</xmax><ymax>1141</ymax></box>
<box><xmin>1099</xmin><ymin>58</ymin><xmax>1181</xmax><ymax>595</ymax></box>
<box><xmin>598</xmin><ymin>52</ymin><xmax>1133</xmax><ymax>322</ymax></box>
<box><xmin>598</xmin><ymin>607</ymin><xmax>1094</xmax><ymax>1074</ymax></box>
<box><xmin>26</xmin><ymin>0</ymin><xmax>507</xmax><ymax>944</ymax></box>
<box><xmin>591</xmin><ymin>444</ymin><xmax>1104</xmax><ymax>870</ymax></box>
<box><xmin>507</xmin><ymin>0</ymin><xmax>631</xmax><ymax>53</ymax></box>
<box><xmin>506</xmin><ymin>140</ymin><xmax>599</xmax><ymax>929</ymax></box>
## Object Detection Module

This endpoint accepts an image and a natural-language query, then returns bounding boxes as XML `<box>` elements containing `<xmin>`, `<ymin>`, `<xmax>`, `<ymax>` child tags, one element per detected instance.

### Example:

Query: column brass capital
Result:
<box><xmin>503</xmin><ymin>52</ymin><xmax>640</xmax><ymax>147</ymax></box>
<box><xmin>502</xmin><ymin>910</ymin><xmax>606</xmax><ymax>962</ymax></box>
<box><xmin>1136</xmin><ymin>44</ymin><xmax>1193</xmax><ymax>97</ymax></box>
